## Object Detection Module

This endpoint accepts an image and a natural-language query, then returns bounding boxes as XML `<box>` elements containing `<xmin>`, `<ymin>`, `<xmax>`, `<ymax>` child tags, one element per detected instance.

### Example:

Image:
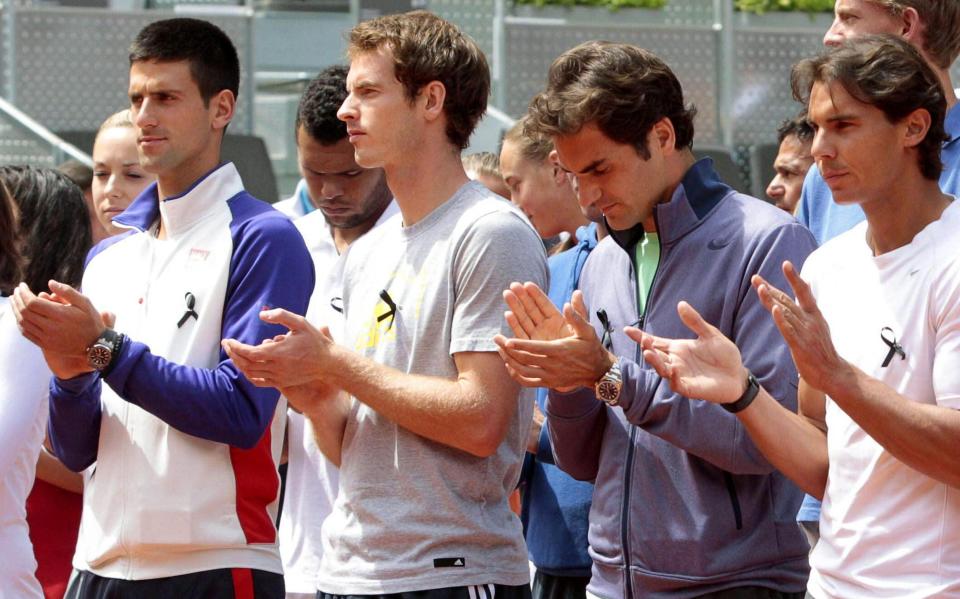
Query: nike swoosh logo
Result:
<box><xmin>909</xmin><ymin>268</ymin><xmax>921</xmax><ymax>276</ymax></box>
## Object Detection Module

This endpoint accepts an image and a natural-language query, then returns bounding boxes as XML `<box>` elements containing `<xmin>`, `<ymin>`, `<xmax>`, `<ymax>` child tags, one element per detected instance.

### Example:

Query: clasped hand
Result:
<box><xmin>11</xmin><ymin>281</ymin><xmax>111</xmax><ymax>379</ymax></box>
<box><xmin>221</xmin><ymin>308</ymin><xmax>340</xmax><ymax>416</ymax></box>
<box><xmin>493</xmin><ymin>282</ymin><xmax>615</xmax><ymax>392</ymax></box>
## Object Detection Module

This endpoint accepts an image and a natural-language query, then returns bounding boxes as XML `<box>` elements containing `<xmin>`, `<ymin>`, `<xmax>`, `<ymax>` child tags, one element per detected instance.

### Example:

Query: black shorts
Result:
<box><xmin>65</xmin><ymin>567</ymin><xmax>284</xmax><ymax>599</ymax></box>
<box><xmin>317</xmin><ymin>583</ymin><xmax>531</xmax><ymax>599</ymax></box>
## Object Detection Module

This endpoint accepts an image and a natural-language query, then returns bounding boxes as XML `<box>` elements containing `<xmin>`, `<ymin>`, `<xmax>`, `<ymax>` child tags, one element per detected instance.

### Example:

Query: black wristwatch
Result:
<box><xmin>595</xmin><ymin>360</ymin><xmax>623</xmax><ymax>406</ymax></box>
<box><xmin>86</xmin><ymin>329</ymin><xmax>124</xmax><ymax>375</ymax></box>
<box><xmin>722</xmin><ymin>371</ymin><xmax>760</xmax><ymax>414</ymax></box>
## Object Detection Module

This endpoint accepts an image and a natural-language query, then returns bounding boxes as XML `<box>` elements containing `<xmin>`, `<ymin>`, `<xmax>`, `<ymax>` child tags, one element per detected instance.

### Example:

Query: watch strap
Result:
<box><xmin>723</xmin><ymin>371</ymin><xmax>760</xmax><ymax>414</ymax></box>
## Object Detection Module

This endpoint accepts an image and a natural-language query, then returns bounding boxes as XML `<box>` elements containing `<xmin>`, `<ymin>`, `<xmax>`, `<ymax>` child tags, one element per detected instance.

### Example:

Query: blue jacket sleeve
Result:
<box><xmin>614</xmin><ymin>222</ymin><xmax>818</xmax><ymax>475</ymax></box>
<box><xmin>102</xmin><ymin>213</ymin><xmax>314</xmax><ymax>450</ymax></box>
<box><xmin>48</xmin><ymin>373</ymin><xmax>102</xmax><ymax>472</ymax></box>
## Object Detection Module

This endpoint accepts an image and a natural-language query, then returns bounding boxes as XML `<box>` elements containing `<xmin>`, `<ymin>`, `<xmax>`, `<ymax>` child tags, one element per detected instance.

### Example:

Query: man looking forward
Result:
<box><xmin>12</xmin><ymin>18</ymin><xmax>313</xmax><ymax>598</ymax></box>
<box><xmin>279</xmin><ymin>64</ymin><xmax>396</xmax><ymax>599</ymax></box>
<box><xmin>796</xmin><ymin>0</ymin><xmax>960</xmax><ymax>243</ymax></box>
<box><xmin>638</xmin><ymin>36</ymin><xmax>960</xmax><ymax>598</ymax></box>
<box><xmin>224</xmin><ymin>11</ymin><xmax>546</xmax><ymax>599</ymax></box>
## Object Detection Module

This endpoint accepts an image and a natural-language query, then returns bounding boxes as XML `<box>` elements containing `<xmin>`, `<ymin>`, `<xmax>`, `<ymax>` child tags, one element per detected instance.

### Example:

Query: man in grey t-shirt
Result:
<box><xmin>224</xmin><ymin>10</ymin><xmax>547</xmax><ymax>599</ymax></box>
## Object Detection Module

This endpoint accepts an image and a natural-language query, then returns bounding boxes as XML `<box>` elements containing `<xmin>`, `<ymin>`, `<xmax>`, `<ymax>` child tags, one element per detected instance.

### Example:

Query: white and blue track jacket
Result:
<box><xmin>48</xmin><ymin>163</ymin><xmax>314</xmax><ymax>580</ymax></box>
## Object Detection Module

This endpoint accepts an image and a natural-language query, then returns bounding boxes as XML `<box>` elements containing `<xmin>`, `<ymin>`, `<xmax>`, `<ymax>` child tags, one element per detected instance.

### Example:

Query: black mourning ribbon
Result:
<box><xmin>377</xmin><ymin>289</ymin><xmax>397</xmax><ymax>331</ymax></box>
<box><xmin>177</xmin><ymin>292</ymin><xmax>199</xmax><ymax>328</ymax></box>
<box><xmin>597</xmin><ymin>308</ymin><xmax>613</xmax><ymax>351</ymax></box>
<box><xmin>880</xmin><ymin>327</ymin><xmax>905</xmax><ymax>367</ymax></box>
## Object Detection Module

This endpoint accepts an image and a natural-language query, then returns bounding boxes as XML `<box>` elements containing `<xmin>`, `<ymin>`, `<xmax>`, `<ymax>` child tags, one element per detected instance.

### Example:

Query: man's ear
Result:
<box><xmin>902</xmin><ymin>107</ymin><xmax>932</xmax><ymax>149</ymax></box>
<box><xmin>900</xmin><ymin>7</ymin><xmax>924</xmax><ymax>47</ymax></box>
<box><xmin>651</xmin><ymin>117</ymin><xmax>677</xmax><ymax>156</ymax></box>
<box><xmin>210</xmin><ymin>89</ymin><xmax>235</xmax><ymax>132</ymax></box>
<box><xmin>421</xmin><ymin>81</ymin><xmax>447</xmax><ymax>123</ymax></box>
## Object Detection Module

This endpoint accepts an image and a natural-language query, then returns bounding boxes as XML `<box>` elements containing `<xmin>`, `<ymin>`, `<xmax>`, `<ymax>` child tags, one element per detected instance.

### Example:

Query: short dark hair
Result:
<box><xmin>0</xmin><ymin>182</ymin><xmax>20</xmax><ymax>294</ymax></box>
<box><xmin>0</xmin><ymin>166</ymin><xmax>91</xmax><ymax>292</ymax></box>
<box><xmin>526</xmin><ymin>41</ymin><xmax>696</xmax><ymax>159</ymax></box>
<box><xmin>776</xmin><ymin>111</ymin><xmax>814</xmax><ymax>146</ymax></box>
<box><xmin>792</xmin><ymin>34</ymin><xmax>946</xmax><ymax>181</ymax></box>
<box><xmin>347</xmin><ymin>11</ymin><xmax>490</xmax><ymax>150</ymax></box>
<box><xmin>296</xmin><ymin>65</ymin><xmax>349</xmax><ymax>145</ymax></box>
<box><xmin>129</xmin><ymin>18</ymin><xmax>240</xmax><ymax>106</ymax></box>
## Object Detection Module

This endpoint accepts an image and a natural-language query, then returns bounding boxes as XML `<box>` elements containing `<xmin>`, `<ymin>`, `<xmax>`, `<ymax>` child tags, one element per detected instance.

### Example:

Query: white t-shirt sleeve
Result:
<box><xmin>931</xmin><ymin>258</ymin><xmax>960</xmax><ymax>409</ymax></box>
<box><xmin>0</xmin><ymin>303</ymin><xmax>50</xmax><ymax>473</ymax></box>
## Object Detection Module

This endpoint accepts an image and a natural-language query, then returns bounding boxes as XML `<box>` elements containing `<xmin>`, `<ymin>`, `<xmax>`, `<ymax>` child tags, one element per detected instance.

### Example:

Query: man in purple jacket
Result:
<box><xmin>495</xmin><ymin>41</ymin><xmax>816</xmax><ymax>598</ymax></box>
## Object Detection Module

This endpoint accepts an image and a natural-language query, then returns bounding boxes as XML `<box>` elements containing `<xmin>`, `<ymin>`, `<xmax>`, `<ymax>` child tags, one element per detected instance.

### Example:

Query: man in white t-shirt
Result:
<box><xmin>280</xmin><ymin>64</ymin><xmax>396</xmax><ymax>599</ymax></box>
<box><xmin>631</xmin><ymin>36</ymin><xmax>960</xmax><ymax>598</ymax></box>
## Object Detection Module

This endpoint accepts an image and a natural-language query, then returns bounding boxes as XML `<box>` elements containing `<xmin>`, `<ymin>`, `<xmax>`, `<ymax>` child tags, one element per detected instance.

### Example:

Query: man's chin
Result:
<box><xmin>321</xmin><ymin>213</ymin><xmax>362</xmax><ymax>229</ymax></box>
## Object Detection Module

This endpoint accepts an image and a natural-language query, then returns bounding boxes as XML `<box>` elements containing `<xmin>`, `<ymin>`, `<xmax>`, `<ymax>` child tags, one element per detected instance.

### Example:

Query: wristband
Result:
<box><xmin>722</xmin><ymin>371</ymin><xmax>760</xmax><ymax>414</ymax></box>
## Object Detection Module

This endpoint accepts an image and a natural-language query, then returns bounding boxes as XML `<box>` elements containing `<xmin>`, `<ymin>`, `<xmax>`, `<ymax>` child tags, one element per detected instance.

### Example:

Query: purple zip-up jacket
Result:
<box><xmin>547</xmin><ymin>159</ymin><xmax>815</xmax><ymax>598</ymax></box>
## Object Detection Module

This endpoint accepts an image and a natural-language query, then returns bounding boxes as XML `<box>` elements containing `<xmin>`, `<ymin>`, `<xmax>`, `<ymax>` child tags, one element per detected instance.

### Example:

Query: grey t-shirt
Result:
<box><xmin>316</xmin><ymin>181</ymin><xmax>547</xmax><ymax>593</ymax></box>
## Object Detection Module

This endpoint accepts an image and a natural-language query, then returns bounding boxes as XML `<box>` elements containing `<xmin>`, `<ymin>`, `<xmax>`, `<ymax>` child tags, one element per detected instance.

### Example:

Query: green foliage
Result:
<box><xmin>514</xmin><ymin>0</ymin><xmax>668</xmax><ymax>10</ymax></box>
<box><xmin>735</xmin><ymin>0</ymin><xmax>835</xmax><ymax>14</ymax></box>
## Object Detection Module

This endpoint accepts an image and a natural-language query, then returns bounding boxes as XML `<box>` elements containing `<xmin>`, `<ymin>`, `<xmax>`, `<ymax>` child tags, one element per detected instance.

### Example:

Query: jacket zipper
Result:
<box><xmin>620</xmin><ymin>213</ymin><xmax>663</xmax><ymax>599</ymax></box>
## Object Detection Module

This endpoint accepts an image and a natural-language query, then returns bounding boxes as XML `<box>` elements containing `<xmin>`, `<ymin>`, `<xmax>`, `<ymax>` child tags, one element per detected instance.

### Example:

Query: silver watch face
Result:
<box><xmin>88</xmin><ymin>344</ymin><xmax>112</xmax><ymax>371</ymax></box>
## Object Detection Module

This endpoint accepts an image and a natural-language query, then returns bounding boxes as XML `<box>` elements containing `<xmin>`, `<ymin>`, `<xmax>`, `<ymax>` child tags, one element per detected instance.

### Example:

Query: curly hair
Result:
<box><xmin>525</xmin><ymin>41</ymin><xmax>696</xmax><ymax>159</ymax></box>
<box><xmin>347</xmin><ymin>11</ymin><xmax>490</xmax><ymax>150</ymax></box>
<box><xmin>0</xmin><ymin>166</ymin><xmax>91</xmax><ymax>292</ymax></box>
<box><xmin>776</xmin><ymin>110</ymin><xmax>814</xmax><ymax>146</ymax></box>
<box><xmin>792</xmin><ymin>34</ymin><xmax>947</xmax><ymax>181</ymax></box>
<box><xmin>296</xmin><ymin>65</ymin><xmax>350</xmax><ymax>145</ymax></box>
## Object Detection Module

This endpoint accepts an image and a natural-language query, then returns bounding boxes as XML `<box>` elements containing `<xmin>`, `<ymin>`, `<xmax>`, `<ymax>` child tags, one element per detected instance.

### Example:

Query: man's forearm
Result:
<box><xmin>303</xmin><ymin>392</ymin><xmax>351</xmax><ymax>467</ymax></box>
<box><xmin>325</xmin><ymin>346</ymin><xmax>518</xmax><ymax>458</ymax></box>
<box><xmin>736</xmin><ymin>388</ymin><xmax>829</xmax><ymax>498</ymax></box>
<box><xmin>829</xmin><ymin>366</ymin><xmax>960</xmax><ymax>489</ymax></box>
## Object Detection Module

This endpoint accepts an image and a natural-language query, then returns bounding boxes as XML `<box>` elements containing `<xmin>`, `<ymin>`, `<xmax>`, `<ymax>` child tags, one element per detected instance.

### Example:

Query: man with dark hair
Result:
<box><xmin>223</xmin><ymin>10</ymin><xmax>545</xmax><ymax>599</ymax></box>
<box><xmin>495</xmin><ymin>40</ymin><xmax>816</xmax><ymax>598</ymax></box>
<box><xmin>767</xmin><ymin>114</ymin><xmax>814</xmax><ymax>214</ymax></box>
<box><xmin>275</xmin><ymin>65</ymin><xmax>393</xmax><ymax>224</ymax></box>
<box><xmin>637</xmin><ymin>35</ymin><xmax>960</xmax><ymax>598</ymax></box>
<box><xmin>276</xmin><ymin>64</ymin><xmax>396</xmax><ymax>599</ymax></box>
<box><xmin>790</xmin><ymin>0</ymin><xmax>960</xmax><ymax>548</ymax></box>
<box><xmin>12</xmin><ymin>17</ymin><xmax>313</xmax><ymax>599</ymax></box>
<box><xmin>796</xmin><ymin>0</ymin><xmax>960</xmax><ymax>243</ymax></box>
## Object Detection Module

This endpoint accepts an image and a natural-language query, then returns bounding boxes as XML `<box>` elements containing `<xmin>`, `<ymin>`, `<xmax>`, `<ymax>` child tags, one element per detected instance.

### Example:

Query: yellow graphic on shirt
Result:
<box><xmin>353</xmin><ymin>261</ymin><xmax>431</xmax><ymax>351</ymax></box>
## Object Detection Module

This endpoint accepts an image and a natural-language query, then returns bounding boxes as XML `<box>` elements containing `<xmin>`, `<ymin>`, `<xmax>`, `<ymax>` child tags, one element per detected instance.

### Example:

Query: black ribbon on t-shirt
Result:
<box><xmin>880</xmin><ymin>327</ymin><xmax>905</xmax><ymax>367</ymax></box>
<box><xmin>177</xmin><ymin>292</ymin><xmax>199</xmax><ymax>328</ymax></box>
